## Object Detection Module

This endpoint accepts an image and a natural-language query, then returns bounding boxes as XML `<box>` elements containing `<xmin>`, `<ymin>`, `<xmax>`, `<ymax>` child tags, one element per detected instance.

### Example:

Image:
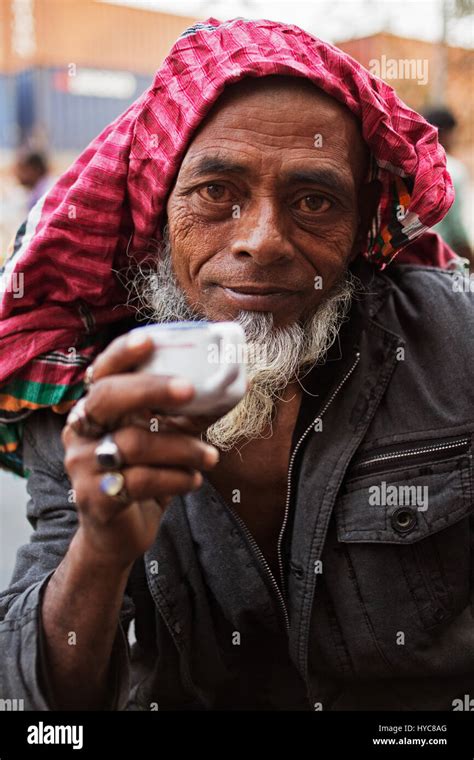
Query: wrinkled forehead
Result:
<box><xmin>178</xmin><ymin>75</ymin><xmax>370</xmax><ymax>187</ymax></box>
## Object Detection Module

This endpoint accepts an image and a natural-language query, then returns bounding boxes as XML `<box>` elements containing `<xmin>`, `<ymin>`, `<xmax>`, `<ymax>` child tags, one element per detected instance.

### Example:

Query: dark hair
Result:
<box><xmin>422</xmin><ymin>107</ymin><xmax>457</xmax><ymax>131</ymax></box>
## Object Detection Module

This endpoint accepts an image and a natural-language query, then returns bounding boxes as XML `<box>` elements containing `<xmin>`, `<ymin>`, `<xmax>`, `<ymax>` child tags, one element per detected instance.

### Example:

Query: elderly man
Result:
<box><xmin>0</xmin><ymin>18</ymin><xmax>472</xmax><ymax>712</ymax></box>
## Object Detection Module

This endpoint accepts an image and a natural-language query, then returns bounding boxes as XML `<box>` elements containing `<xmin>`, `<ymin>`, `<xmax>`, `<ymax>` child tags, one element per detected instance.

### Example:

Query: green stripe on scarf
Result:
<box><xmin>1</xmin><ymin>378</ymin><xmax>85</xmax><ymax>407</ymax></box>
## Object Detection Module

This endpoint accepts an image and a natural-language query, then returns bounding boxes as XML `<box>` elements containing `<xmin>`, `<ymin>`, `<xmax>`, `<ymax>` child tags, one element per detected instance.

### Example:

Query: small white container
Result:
<box><xmin>131</xmin><ymin>321</ymin><xmax>248</xmax><ymax>415</ymax></box>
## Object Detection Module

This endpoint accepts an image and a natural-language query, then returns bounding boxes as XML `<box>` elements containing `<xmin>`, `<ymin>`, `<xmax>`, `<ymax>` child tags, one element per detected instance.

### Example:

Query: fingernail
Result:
<box><xmin>168</xmin><ymin>377</ymin><xmax>194</xmax><ymax>396</ymax></box>
<box><xmin>203</xmin><ymin>445</ymin><xmax>219</xmax><ymax>466</ymax></box>
<box><xmin>127</xmin><ymin>331</ymin><xmax>152</xmax><ymax>348</ymax></box>
<box><xmin>192</xmin><ymin>471</ymin><xmax>203</xmax><ymax>488</ymax></box>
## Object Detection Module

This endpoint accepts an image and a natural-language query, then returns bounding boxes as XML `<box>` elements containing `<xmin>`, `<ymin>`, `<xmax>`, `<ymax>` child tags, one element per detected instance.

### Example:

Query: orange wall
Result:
<box><xmin>1</xmin><ymin>0</ymin><xmax>197</xmax><ymax>74</ymax></box>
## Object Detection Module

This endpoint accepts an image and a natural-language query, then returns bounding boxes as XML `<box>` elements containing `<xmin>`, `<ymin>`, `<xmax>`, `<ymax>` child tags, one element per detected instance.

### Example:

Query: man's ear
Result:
<box><xmin>349</xmin><ymin>179</ymin><xmax>383</xmax><ymax>263</ymax></box>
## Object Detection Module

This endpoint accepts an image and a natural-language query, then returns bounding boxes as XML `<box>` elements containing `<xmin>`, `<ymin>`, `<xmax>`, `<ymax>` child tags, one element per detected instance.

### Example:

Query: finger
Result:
<box><xmin>90</xmin><ymin>330</ymin><xmax>156</xmax><ymax>381</ymax></box>
<box><xmin>84</xmin><ymin>373</ymin><xmax>195</xmax><ymax>429</ymax></box>
<box><xmin>92</xmin><ymin>428</ymin><xmax>219</xmax><ymax>470</ymax></box>
<box><xmin>82</xmin><ymin>466</ymin><xmax>203</xmax><ymax>524</ymax></box>
<box><xmin>126</xmin><ymin>465</ymin><xmax>204</xmax><ymax>500</ymax></box>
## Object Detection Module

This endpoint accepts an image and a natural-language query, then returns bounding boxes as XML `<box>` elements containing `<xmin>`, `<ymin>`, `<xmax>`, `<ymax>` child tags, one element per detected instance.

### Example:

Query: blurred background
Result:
<box><xmin>0</xmin><ymin>0</ymin><xmax>473</xmax><ymax>588</ymax></box>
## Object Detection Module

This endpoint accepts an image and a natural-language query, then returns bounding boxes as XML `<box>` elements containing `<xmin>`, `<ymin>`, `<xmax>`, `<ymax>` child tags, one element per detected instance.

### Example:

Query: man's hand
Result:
<box><xmin>62</xmin><ymin>331</ymin><xmax>220</xmax><ymax>570</ymax></box>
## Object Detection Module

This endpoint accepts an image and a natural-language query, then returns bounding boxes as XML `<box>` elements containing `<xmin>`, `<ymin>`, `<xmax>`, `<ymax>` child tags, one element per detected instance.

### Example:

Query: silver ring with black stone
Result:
<box><xmin>94</xmin><ymin>433</ymin><xmax>124</xmax><ymax>471</ymax></box>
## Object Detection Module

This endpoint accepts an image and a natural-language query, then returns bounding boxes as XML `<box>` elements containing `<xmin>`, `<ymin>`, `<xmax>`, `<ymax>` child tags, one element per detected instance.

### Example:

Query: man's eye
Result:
<box><xmin>296</xmin><ymin>195</ymin><xmax>331</xmax><ymax>213</ymax></box>
<box><xmin>198</xmin><ymin>184</ymin><xmax>230</xmax><ymax>202</ymax></box>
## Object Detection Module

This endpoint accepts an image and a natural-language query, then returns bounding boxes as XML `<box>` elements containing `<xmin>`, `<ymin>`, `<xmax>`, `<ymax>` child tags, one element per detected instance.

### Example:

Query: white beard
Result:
<box><xmin>126</xmin><ymin>232</ymin><xmax>357</xmax><ymax>451</ymax></box>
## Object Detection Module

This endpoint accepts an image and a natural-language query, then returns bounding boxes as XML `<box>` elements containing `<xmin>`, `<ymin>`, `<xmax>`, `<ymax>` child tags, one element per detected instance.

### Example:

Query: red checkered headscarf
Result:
<box><xmin>0</xmin><ymin>17</ymin><xmax>455</xmax><ymax>474</ymax></box>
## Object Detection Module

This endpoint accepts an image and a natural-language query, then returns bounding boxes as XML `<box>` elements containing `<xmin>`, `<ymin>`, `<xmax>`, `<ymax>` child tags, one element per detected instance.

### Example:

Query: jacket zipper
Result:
<box><xmin>350</xmin><ymin>436</ymin><xmax>470</xmax><ymax>478</ymax></box>
<box><xmin>277</xmin><ymin>351</ymin><xmax>361</xmax><ymax>597</ymax></box>
<box><xmin>227</xmin><ymin>350</ymin><xmax>361</xmax><ymax>635</ymax></box>
<box><xmin>226</xmin><ymin>509</ymin><xmax>291</xmax><ymax>633</ymax></box>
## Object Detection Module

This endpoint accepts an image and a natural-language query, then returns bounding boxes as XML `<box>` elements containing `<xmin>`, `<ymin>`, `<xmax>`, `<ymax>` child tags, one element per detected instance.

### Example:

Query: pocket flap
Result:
<box><xmin>336</xmin><ymin>456</ymin><xmax>472</xmax><ymax>544</ymax></box>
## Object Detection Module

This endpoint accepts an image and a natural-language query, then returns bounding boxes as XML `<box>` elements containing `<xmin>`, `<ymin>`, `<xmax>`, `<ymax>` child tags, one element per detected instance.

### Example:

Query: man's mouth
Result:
<box><xmin>214</xmin><ymin>283</ymin><xmax>299</xmax><ymax>310</ymax></box>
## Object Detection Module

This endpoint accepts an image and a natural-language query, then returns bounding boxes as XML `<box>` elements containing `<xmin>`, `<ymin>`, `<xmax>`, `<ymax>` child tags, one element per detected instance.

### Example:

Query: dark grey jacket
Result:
<box><xmin>1</xmin><ymin>260</ymin><xmax>473</xmax><ymax>711</ymax></box>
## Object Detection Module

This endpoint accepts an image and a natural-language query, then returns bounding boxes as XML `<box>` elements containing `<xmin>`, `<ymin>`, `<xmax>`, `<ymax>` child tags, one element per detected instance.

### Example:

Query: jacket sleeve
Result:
<box><xmin>0</xmin><ymin>408</ymin><xmax>134</xmax><ymax>710</ymax></box>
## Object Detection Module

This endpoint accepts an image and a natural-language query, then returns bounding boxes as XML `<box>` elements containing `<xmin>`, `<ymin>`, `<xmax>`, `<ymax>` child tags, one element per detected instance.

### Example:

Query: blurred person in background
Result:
<box><xmin>423</xmin><ymin>107</ymin><xmax>473</xmax><ymax>264</ymax></box>
<box><xmin>14</xmin><ymin>151</ymin><xmax>53</xmax><ymax>212</ymax></box>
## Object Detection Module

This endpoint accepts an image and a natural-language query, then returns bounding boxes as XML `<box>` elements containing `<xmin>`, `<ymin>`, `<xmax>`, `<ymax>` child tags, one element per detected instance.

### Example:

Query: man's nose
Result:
<box><xmin>229</xmin><ymin>198</ymin><xmax>295</xmax><ymax>265</ymax></box>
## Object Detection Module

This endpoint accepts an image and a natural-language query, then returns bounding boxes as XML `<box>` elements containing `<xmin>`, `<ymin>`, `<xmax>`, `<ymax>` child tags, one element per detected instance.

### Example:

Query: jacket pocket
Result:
<box><xmin>335</xmin><ymin>434</ymin><xmax>473</xmax><ymax>630</ymax></box>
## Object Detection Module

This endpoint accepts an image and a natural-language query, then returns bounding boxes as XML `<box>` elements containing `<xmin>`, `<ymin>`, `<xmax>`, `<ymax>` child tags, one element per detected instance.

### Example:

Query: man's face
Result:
<box><xmin>165</xmin><ymin>76</ymin><xmax>379</xmax><ymax>328</ymax></box>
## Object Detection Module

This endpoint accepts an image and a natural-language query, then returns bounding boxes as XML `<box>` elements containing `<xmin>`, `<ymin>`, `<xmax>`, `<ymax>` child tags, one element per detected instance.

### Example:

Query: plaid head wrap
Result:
<box><xmin>0</xmin><ymin>17</ymin><xmax>456</xmax><ymax>475</ymax></box>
